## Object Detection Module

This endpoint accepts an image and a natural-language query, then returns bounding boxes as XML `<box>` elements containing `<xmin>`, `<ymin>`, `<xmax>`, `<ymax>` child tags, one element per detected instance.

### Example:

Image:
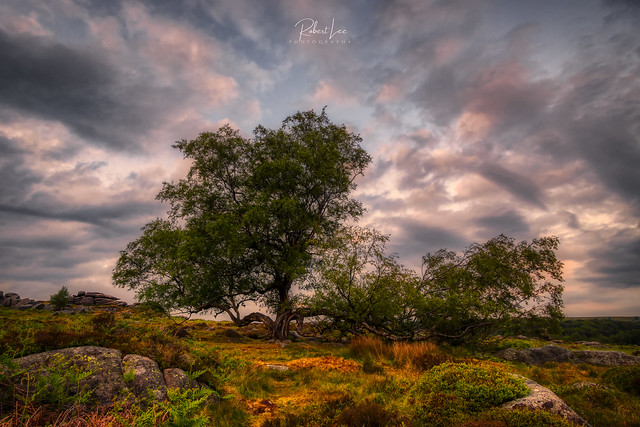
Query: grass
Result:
<box><xmin>1</xmin><ymin>306</ymin><xmax>639</xmax><ymax>426</ymax></box>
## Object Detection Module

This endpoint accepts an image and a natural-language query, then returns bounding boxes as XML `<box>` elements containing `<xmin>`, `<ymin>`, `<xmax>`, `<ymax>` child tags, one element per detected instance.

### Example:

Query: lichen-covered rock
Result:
<box><xmin>122</xmin><ymin>354</ymin><xmax>167</xmax><ymax>401</ymax></box>
<box><xmin>572</xmin><ymin>350</ymin><xmax>640</xmax><ymax>366</ymax></box>
<box><xmin>503</xmin><ymin>375</ymin><xmax>590</xmax><ymax>426</ymax></box>
<box><xmin>14</xmin><ymin>346</ymin><xmax>126</xmax><ymax>406</ymax></box>
<box><xmin>163</xmin><ymin>368</ymin><xmax>198</xmax><ymax>390</ymax></box>
<box><xmin>498</xmin><ymin>345</ymin><xmax>640</xmax><ymax>367</ymax></box>
<box><xmin>497</xmin><ymin>345</ymin><xmax>573</xmax><ymax>365</ymax></box>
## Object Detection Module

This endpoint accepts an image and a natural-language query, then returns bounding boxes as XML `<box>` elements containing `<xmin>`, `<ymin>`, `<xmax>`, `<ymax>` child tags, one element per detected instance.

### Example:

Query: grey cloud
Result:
<box><xmin>0</xmin><ymin>28</ymin><xmax>167</xmax><ymax>152</ymax></box>
<box><xmin>0</xmin><ymin>198</ymin><xmax>162</xmax><ymax>233</ymax></box>
<box><xmin>474</xmin><ymin>210</ymin><xmax>530</xmax><ymax>239</ymax></box>
<box><xmin>388</xmin><ymin>218</ymin><xmax>467</xmax><ymax>264</ymax></box>
<box><xmin>478</xmin><ymin>163</ymin><xmax>547</xmax><ymax>209</ymax></box>
<box><xmin>583</xmin><ymin>233</ymin><xmax>640</xmax><ymax>288</ymax></box>
<box><xmin>0</xmin><ymin>135</ymin><xmax>43</xmax><ymax>204</ymax></box>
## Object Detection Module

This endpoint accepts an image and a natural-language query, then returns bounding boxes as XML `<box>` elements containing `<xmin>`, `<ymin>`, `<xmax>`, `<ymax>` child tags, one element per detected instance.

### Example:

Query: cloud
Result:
<box><xmin>0</xmin><ymin>28</ymin><xmax>163</xmax><ymax>152</ymax></box>
<box><xmin>478</xmin><ymin>163</ymin><xmax>547</xmax><ymax>209</ymax></box>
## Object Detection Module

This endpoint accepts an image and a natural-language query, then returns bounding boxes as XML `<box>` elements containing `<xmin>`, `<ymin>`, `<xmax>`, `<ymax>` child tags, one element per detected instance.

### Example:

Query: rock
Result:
<box><xmin>122</xmin><ymin>354</ymin><xmax>167</xmax><ymax>401</ymax></box>
<box><xmin>223</xmin><ymin>328</ymin><xmax>243</xmax><ymax>339</ymax></box>
<box><xmin>15</xmin><ymin>298</ymin><xmax>36</xmax><ymax>309</ymax></box>
<box><xmin>14</xmin><ymin>346</ymin><xmax>126</xmax><ymax>406</ymax></box>
<box><xmin>77</xmin><ymin>291</ymin><xmax>86</xmax><ymax>296</ymax></box>
<box><xmin>163</xmin><ymin>368</ymin><xmax>198</xmax><ymax>390</ymax></box>
<box><xmin>497</xmin><ymin>345</ymin><xmax>573</xmax><ymax>365</ymax></box>
<box><xmin>32</xmin><ymin>302</ymin><xmax>45</xmax><ymax>310</ymax></box>
<box><xmin>77</xmin><ymin>296</ymin><xmax>95</xmax><ymax>305</ymax></box>
<box><xmin>572</xmin><ymin>350</ymin><xmax>640</xmax><ymax>366</ymax></box>
<box><xmin>8</xmin><ymin>346</ymin><xmax>206</xmax><ymax>409</ymax></box>
<box><xmin>571</xmin><ymin>382</ymin><xmax>607</xmax><ymax>390</ymax></box>
<box><xmin>516</xmin><ymin>335</ymin><xmax>529</xmax><ymax>340</ymax></box>
<box><xmin>503</xmin><ymin>375</ymin><xmax>590</xmax><ymax>426</ymax></box>
<box><xmin>576</xmin><ymin>341</ymin><xmax>602</xmax><ymax>346</ymax></box>
<box><xmin>4</xmin><ymin>292</ymin><xmax>19</xmax><ymax>298</ymax></box>
<box><xmin>261</xmin><ymin>364</ymin><xmax>290</xmax><ymax>371</ymax></box>
<box><xmin>2</xmin><ymin>298</ymin><xmax>12</xmax><ymax>307</ymax></box>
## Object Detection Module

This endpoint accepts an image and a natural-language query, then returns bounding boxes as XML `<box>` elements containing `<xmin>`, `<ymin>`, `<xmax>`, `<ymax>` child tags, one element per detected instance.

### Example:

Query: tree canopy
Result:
<box><xmin>113</xmin><ymin>108</ymin><xmax>565</xmax><ymax>343</ymax></box>
<box><xmin>113</xmin><ymin>109</ymin><xmax>371</xmax><ymax>339</ymax></box>
<box><xmin>308</xmin><ymin>232</ymin><xmax>564</xmax><ymax>342</ymax></box>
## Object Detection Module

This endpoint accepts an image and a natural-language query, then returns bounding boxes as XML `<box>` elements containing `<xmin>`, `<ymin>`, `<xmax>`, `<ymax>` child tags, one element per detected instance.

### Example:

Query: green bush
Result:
<box><xmin>49</xmin><ymin>286</ymin><xmax>70</xmax><ymax>311</ymax></box>
<box><xmin>602</xmin><ymin>366</ymin><xmax>640</xmax><ymax>396</ymax></box>
<box><xmin>412</xmin><ymin>362</ymin><xmax>529</xmax><ymax>425</ymax></box>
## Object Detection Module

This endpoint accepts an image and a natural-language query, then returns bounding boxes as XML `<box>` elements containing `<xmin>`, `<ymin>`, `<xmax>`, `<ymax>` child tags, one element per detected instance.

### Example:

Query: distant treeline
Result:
<box><xmin>553</xmin><ymin>318</ymin><xmax>640</xmax><ymax>345</ymax></box>
<box><xmin>504</xmin><ymin>317</ymin><xmax>640</xmax><ymax>345</ymax></box>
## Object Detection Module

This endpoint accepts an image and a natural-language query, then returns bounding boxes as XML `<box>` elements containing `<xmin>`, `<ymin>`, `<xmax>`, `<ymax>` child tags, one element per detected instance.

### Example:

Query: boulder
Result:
<box><xmin>8</xmin><ymin>346</ymin><xmax>205</xmax><ymax>408</ymax></box>
<box><xmin>122</xmin><ymin>354</ymin><xmax>167</xmax><ymax>401</ymax></box>
<box><xmin>497</xmin><ymin>345</ymin><xmax>572</xmax><ymax>365</ymax></box>
<box><xmin>77</xmin><ymin>296</ymin><xmax>95</xmax><ymax>305</ymax></box>
<box><xmin>163</xmin><ymin>368</ymin><xmax>199</xmax><ymax>390</ymax></box>
<box><xmin>14</xmin><ymin>298</ymin><xmax>36</xmax><ymax>309</ymax></box>
<box><xmin>497</xmin><ymin>345</ymin><xmax>640</xmax><ymax>366</ymax></box>
<box><xmin>223</xmin><ymin>328</ymin><xmax>243</xmax><ymax>339</ymax></box>
<box><xmin>503</xmin><ymin>375</ymin><xmax>590</xmax><ymax>426</ymax></box>
<box><xmin>14</xmin><ymin>346</ymin><xmax>126</xmax><ymax>406</ymax></box>
<box><xmin>4</xmin><ymin>292</ymin><xmax>19</xmax><ymax>298</ymax></box>
<box><xmin>572</xmin><ymin>350</ymin><xmax>640</xmax><ymax>366</ymax></box>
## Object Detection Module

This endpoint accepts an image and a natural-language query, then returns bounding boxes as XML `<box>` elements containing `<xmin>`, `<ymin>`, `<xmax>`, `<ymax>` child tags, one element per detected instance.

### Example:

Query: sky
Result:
<box><xmin>0</xmin><ymin>0</ymin><xmax>639</xmax><ymax>317</ymax></box>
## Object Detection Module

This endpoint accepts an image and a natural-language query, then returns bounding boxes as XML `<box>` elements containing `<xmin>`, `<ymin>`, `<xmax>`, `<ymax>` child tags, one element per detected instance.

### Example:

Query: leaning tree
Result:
<box><xmin>113</xmin><ymin>109</ymin><xmax>371</xmax><ymax>339</ymax></box>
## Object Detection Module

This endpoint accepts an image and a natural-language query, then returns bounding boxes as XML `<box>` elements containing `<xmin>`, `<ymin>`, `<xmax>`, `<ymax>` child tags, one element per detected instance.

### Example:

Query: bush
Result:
<box><xmin>49</xmin><ymin>286</ymin><xmax>70</xmax><ymax>311</ymax></box>
<box><xmin>603</xmin><ymin>366</ymin><xmax>640</xmax><ymax>396</ymax></box>
<box><xmin>412</xmin><ymin>362</ymin><xmax>529</xmax><ymax>424</ymax></box>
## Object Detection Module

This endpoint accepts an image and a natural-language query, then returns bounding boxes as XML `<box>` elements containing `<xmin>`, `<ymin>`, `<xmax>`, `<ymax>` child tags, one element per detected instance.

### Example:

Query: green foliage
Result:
<box><xmin>307</xmin><ymin>226</ymin><xmax>420</xmax><ymax>339</ymax></box>
<box><xmin>310</xmin><ymin>232</ymin><xmax>564</xmax><ymax>343</ymax></box>
<box><xmin>412</xmin><ymin>362</ymin><xmax>529</xmax><ymax>424</ymax></box>
<box><xmin>556</xmin><ymin>385</ymin><xmax>640</xmax><ymax>427</ymax></box>
<box><xmin>49</xmin><ymin>285</ymin><xmax>70</xmax><ymax>310</ymax></box>
<box><xmin>553</xmin><ymin>318</ymin><xmax>640</xmax><ymax>345</ymax></box>
<box><xmin>603</xmin><ymin>366</ymin><xmax>640</xmax><ymax>396</ymax></box>
<box><xmin>416</xmin><ymin>235</ymin><xmax>564</xmax><ymax>342</ymax></box>
<box><xmin>471</xmin><ymin>407</ymin><xmax>576</xmax><ymax>426</ymax></box>
<box><xmin>113</xmin><ymin>109</ymin><xmax>371</xmax><ymax>339</ymax></box>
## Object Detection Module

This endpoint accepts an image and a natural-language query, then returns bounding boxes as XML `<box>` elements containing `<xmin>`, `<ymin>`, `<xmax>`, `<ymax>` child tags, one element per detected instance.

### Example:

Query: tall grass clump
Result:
<box><xmin>349</xmin><ymin>336</ymin><xmax>391</xmax><ymax>360</ymax></box>
<box><xmin>391</xmin><ymin>341</ymin><xmax>450</xmax><ymax>370</ymax></box>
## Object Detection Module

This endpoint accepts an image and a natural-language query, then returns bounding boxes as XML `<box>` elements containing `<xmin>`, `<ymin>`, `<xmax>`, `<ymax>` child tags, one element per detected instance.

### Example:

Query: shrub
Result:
<box><xmin>412</xmin><ymin>362</ymin><xmax>529</xmax><ymax>424</ymax></box>
<box><xmin>49</xmin><ymin>286</ymin><xmax>70</xmax><ymax>311</ymax></box>
<box><xmin>602</xmin><ymin>366</ymin><xmax>640</xmax><ymax>396</ymax></box>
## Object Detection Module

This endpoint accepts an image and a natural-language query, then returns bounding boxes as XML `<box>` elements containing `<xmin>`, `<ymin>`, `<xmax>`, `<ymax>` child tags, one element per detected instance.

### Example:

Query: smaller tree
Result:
<box><xmin>309</xmin><ymin>233</ymin><xmax>564</xmax><ymax>343</ymax></box>
<box><xmin>306</xmin><ymin>226</ymin><xmax>419</xmax><ymax>338</ymax></box>
<box><xmin>49</xmin><ymin>286</ymin><xmax>71</xmax><ymax>311</ymax></box>
<box><xmin>416</xmin><ymin>234</ymin><xmax>564</xmax><ymax>342</ymax></box>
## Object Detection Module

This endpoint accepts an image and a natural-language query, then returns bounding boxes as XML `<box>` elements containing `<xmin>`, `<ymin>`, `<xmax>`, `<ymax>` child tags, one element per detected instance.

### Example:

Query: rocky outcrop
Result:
<box><xmin>0</xmin><ymin>290</ymin><xmax>128</xmax><ymax>311</ymax></box>
<box><xmin>571</xmin><ymin>350</ymin><xmax>640</xmax><ymax>366</ymax></box>
<box><xmin>497</xmin><ymin>345</ymin><xmax>573</xmax><ymax>365</ymax></box>
<box><xmin>6</xmin><ymin>346</ymin><xmax>207</xmax><ymax>407</ymax></box>
<box><xmin>503</xmin><ymin>375</ymin><xmax>590</xmax><ymax>426</ymax></box>
<box><xmin>497</xmin><ymin>345</ymin><xmax>640</xmax><ymax>366</ymax></box>
<box><xmin>71</xmin><ymin>291</ymin><xmax>127</xmax><ymax>307</ymax></box>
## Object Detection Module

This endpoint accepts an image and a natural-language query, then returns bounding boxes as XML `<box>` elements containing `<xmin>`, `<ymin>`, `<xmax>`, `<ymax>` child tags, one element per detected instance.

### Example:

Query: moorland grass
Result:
<box><xmin>1</xmin><ymin>306</ymin><xmax>639</xmax><ymax>426</ymax></box>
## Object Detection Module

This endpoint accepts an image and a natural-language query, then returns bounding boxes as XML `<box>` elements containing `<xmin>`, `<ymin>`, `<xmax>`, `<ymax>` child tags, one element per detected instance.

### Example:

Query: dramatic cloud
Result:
<box><xmin>0</xmin><ymin>0</ymin><xmax>638</xmax><ymax>316</ymax></box>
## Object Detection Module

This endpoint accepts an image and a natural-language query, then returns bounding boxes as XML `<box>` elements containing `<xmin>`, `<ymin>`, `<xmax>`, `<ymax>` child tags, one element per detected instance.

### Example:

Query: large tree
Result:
<box><xmin>113</xmin><ymin>109</ymin><xmax>371</xmax><ymax>339</ymax></box>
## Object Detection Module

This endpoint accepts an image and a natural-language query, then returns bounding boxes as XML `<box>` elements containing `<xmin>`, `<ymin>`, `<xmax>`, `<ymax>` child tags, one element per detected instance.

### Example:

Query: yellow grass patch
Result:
<box><xmin>286</xmin><ymin>355</ymin><xmax>361</xmax><ymax>373</ymax></box>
